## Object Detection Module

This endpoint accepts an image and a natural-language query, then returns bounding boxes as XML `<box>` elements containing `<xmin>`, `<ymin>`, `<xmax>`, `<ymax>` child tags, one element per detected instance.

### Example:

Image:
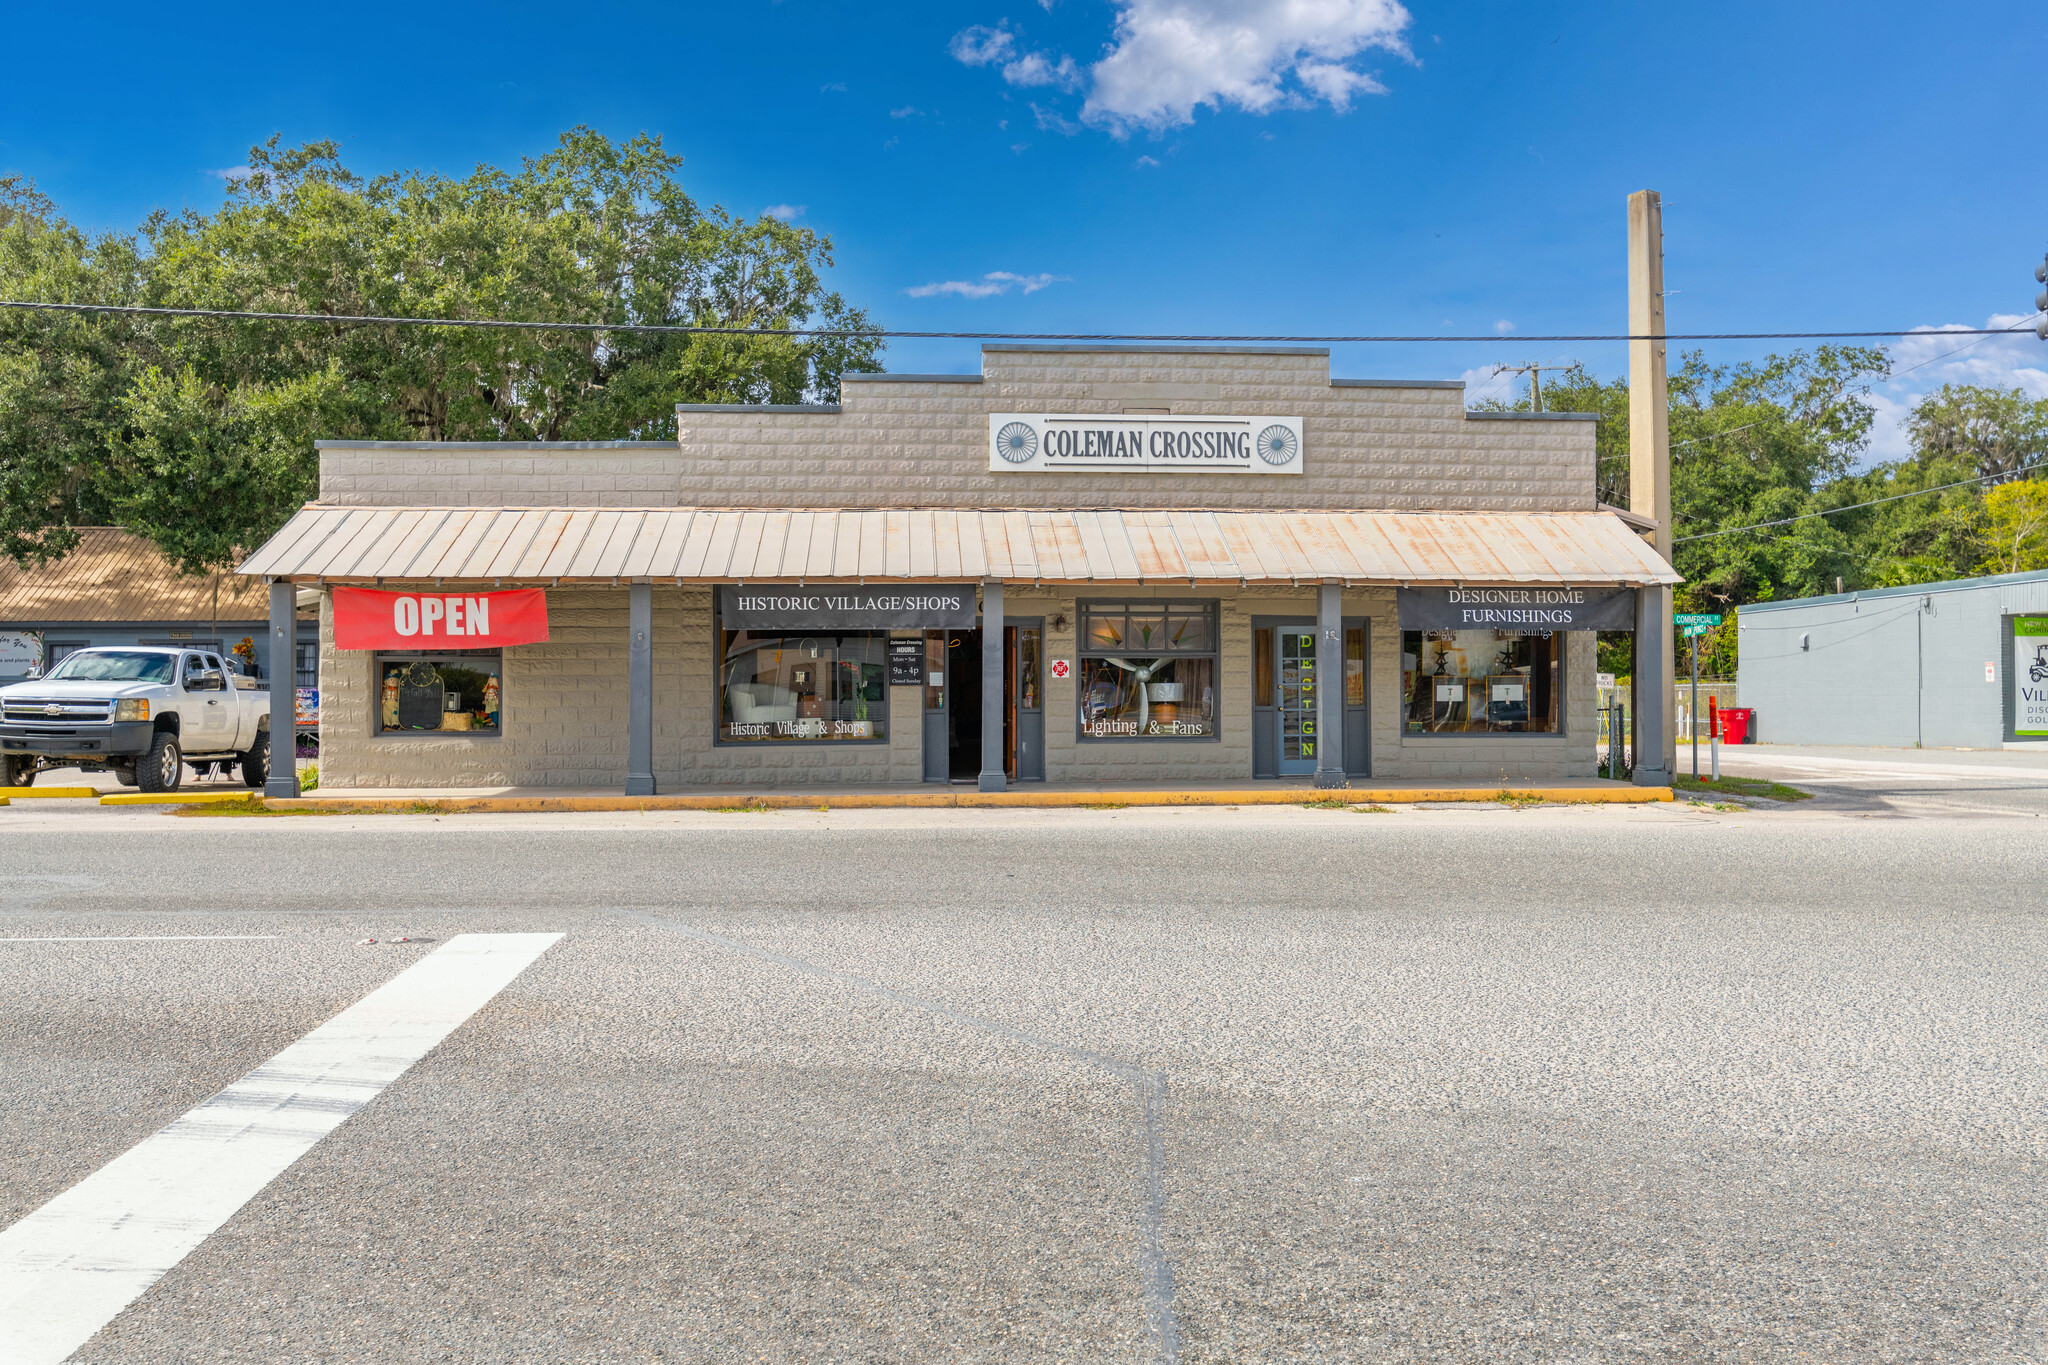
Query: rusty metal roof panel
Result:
<box><xmin>8</xmin><ymin>528</ymin><xmax>273</xmax><ymax>623</ymax></box>
<box><xmin>233</xmin><ymin>506</ymin><xmax>1679</xmax><ymax>586</ymax></box>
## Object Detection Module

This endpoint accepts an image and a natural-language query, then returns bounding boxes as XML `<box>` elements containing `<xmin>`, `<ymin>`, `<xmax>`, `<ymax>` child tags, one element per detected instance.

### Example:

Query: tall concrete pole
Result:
<box><xmin>1628</xmin><ymin>190</ymin><xmax>1675</xmax><ymax>784</ymax></box>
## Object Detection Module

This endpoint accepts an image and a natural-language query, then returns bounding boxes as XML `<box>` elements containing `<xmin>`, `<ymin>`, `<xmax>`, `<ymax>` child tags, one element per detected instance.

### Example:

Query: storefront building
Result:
<box><xmin>237</xmin><ymin>345</ymin><xmax>1679</xmax><ymax>791</ymax></box>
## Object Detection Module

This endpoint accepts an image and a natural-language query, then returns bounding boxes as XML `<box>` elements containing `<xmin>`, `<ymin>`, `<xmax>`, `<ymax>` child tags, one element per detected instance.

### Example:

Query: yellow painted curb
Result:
<box><xmin>0</xmin><ymin>786</ymin><xmax>100</xmax><ymax>799</ymax></box>
<box><xmin>262</xmin><ymin>785</ymin><xmax>1673</xmax><ymax>813</ymax></box>
<box><xmin>101</xmin><ymin>791</ymin><xmax>265</xmax><ymax>806</ymax></box>
<box><xmin>0</xmin><ymin>795</ymin><xmax>9</xmax><ymax>806</ymax></box>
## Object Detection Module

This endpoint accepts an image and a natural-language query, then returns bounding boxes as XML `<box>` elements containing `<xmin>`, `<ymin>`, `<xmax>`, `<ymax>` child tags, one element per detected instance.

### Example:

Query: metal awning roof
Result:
<box><xmin>237</xmin><ymin>506</ymin><xmax>1680</xmax><ymax>586</ymax></box>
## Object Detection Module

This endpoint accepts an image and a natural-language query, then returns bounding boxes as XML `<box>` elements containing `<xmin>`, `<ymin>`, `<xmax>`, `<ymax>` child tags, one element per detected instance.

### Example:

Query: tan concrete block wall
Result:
<box><xmin>317</xmin><ymin>350</ymin><xmax>1596</xmax><ymax>514</ymax></box>
<box><xmin>315</xmin><ymin>583</ymin><xmax>1600</xmax><ymax>789</ymax></box>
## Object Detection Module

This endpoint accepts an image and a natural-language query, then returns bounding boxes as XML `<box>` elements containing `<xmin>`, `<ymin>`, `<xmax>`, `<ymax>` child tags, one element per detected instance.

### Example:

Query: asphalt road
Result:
<box><xmin>3</xmin><ymin>799</ymin><xmax>2046</xmax><ymax>1363</ymax></box>
<box><xmin>1714</xmin><ymin>743</ymin><xmax>2048</xmax><ymax>818</ymax></box>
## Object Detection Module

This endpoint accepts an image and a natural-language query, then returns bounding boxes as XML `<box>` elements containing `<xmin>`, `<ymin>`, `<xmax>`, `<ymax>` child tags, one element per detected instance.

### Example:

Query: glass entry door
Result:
<box><xmin>1276</xmin><ymin>628</ymin><xmax>1319</xmax><ymax>775</ymax></box>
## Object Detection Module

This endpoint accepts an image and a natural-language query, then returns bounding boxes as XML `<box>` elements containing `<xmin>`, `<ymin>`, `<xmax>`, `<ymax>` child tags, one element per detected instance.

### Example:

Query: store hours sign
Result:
<box><xmin>989</xmin><ymin>414</ymin><xmax>1303</xmax><ymax>475</ymax></box>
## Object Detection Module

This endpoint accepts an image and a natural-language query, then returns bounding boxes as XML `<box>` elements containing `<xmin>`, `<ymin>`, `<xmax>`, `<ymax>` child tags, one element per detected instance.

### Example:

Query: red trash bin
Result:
<box><xmin>1721</xmin><ymin>707</ymin><xmax>1754</xmax><ymax>745</ymax></box>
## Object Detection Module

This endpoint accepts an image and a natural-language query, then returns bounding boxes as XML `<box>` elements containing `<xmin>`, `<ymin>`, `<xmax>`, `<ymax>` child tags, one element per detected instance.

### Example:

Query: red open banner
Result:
<box><xmin>332</xmin><ymin>587</ymin><xmax>549</xmax><ymax>650</ymax></box>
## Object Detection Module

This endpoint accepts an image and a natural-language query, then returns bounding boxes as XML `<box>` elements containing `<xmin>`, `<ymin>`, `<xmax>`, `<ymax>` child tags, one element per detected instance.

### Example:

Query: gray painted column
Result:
<box><xmin>262</xmin><ymin>580</ymin><xmax>300</xmax><ymax>798</ymax></box>
<box><xmin>1632</xmin><ymin>584</ymin><xmax>1672</xmax><ymax>785</ymax></box>
<box><xmin>1313</xmin><ymin>582</ymin><xmax>1346</xmax><ymax>789</ymax></box>
<box><xmin>978</xmin><ymin>582</ymin><xmax>1006</xmax><ymax>792</ymax></box>
<box><xmin>626</xmin><ymin>583</ymin><xmax>656</xmax><ymax>796</ymax></box>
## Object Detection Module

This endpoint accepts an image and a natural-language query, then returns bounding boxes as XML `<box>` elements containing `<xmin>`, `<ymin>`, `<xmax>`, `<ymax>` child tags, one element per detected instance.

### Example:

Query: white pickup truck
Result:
<box><xmin>0</xmin><ymin>646</ymin><xmax>275</xmax><ymax>792</ymax></box>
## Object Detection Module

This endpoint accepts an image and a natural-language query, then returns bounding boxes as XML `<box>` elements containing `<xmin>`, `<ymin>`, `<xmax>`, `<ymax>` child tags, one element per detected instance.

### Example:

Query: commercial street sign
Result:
<box><xmin>1673</xmin><ymin>613</ymin><xmax>1722</xmax><ymax>626</ymax></box>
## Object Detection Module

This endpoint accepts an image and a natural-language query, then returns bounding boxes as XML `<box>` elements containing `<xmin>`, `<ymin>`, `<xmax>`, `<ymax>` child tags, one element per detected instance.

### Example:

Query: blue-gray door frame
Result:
<box><xmin>1253</xmin><ymin>613</ymin><xmax>1369</xmax><ymax>781</ymax></box>
<box><xmin>263</xmin><ymin>580</ymin><xmax>300</xmax><ymax>797</ymax></box>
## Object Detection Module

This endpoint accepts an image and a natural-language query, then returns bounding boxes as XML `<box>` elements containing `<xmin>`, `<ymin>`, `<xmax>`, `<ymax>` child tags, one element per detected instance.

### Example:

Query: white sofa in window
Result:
<box><xmin>729</xmin><ymin>683</ymin><xmax>798</xmax><ymax>724</ymax></box>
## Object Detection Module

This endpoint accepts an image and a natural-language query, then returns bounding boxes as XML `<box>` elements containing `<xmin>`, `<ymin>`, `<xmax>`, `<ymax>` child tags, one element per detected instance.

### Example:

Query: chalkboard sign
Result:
<box><xmin>396</xmin><ymin>661</ymin><xmax>446</xmax><ymax>730</ymax></box>
<box><xmin>888</xmin><ymin>638</ymin><xmax>925</xmax><ymax>687</ymax></box>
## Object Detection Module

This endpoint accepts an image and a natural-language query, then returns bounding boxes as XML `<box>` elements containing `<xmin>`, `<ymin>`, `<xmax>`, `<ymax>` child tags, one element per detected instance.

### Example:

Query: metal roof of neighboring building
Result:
<box><xmin>239</xmin><ymin>506</ymin><xmax>1680</xmax><ymax>587</ymax></box>
<box><xmin>0</xmin><ymin>528</ymin><xmax>273</xmax><ymax>623</ymax></box>
<box><xmin>1737</xmin><ymin>566</ymin><xmax>2048</xmax><ymax>613</ymax></box>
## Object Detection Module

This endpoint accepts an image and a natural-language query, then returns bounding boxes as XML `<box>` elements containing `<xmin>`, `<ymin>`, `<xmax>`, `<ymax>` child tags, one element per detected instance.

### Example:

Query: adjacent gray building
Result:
<box><xmin>1737</xmin><ymin>569</ymin><xmax>2048</xmax><ymax>750</ymax></box>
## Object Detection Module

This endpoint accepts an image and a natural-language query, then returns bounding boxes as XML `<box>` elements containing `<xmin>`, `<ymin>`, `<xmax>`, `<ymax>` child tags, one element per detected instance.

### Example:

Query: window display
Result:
<box><xmin>376</xmin><ymin>653</ymin><xmax>502</xmax><ymax>735</ymax></box>
<box><xmin>1401</xmin><ymin>629</ymin><xmax>1560</xmax><ymax>734</ymax></box>
<box><xmin>1077</xmin><ymin>602</ymin><xmax>1218</xmax><ymax>739</ymax></box>
<box><xmin>720</xmin><ymin>632</ymin><xmax>887</xmax><ymax>743</ymax></box>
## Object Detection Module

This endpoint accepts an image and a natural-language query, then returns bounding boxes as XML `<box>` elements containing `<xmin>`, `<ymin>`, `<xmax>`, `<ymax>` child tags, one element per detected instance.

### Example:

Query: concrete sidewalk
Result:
<box><xmin>262</xmin><ymin>776</ymin><xmax>1669</xmax><ymax>812</ymax></box>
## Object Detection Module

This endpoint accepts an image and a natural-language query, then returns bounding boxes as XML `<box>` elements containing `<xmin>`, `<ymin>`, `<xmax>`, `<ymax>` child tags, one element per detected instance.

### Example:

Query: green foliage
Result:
<box><xmin>0</xmin><ymin>130</ymin><xmax>883</xmax><ymax>574</ymax></box>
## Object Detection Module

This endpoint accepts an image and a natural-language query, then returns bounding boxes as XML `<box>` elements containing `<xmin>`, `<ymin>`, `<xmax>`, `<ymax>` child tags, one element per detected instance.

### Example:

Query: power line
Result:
<box><xmin>1673</xmin><ymin>464</ymin><xmax>2043</xmax><ymax>544</ymax></box>
<box><xmin>0</xmin><ymin>298</ymin><xmax>2040</xmax><ymax>344</ymax></box>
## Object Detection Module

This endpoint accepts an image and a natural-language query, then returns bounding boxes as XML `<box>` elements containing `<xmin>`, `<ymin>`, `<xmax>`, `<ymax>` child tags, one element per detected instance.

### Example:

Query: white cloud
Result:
<box><xmin>206</xmin><ymin>166</ymin><xmax>252</xmax><ymax>181</ymax></box>
<box><xmin>1081</xmin><ymin>0</ymin><xmax>1410</xmax><ymax>133</ymax></box>
<box><xmin>950</xmin><ymin>23</ymin><xmax>1082</xmax><ymax>91</ymax></box>
<box><xmin>890</xmin><ymin>105</ymin><xmax>923</xmax><ymax>118</ymax></box>
<box><xmin>821</xmin><ymin>81</ymin><xmax>848</xmax><ymax>92</ymax></box>
<box><xmin>1494</xmin><ymin>319</ymin><xmax>1514</xmax><ymax>334</ymax></box>
<box><xmin>1032</xmin><ymin>101</ymin><xmax>1081</xmax><ymax>134</ymax></box>
<box><xmin>1459</xmin><ymin>364</ymin><xmax>1512</xmax><ymax>406</ymax></box>
<box><xmin>1861</xmin><ymin>313</ymin><xmax>2048</xmax><ymax>465</ymax></box>
<box><xmin>905</xmin><ymin>270</ymin><xmax>1069</xmax><ymax>299</ymax></box>
<box><xmin>762</xmin><ymin>204</ymin><xmax>805</xmax><ymax>220</ymax></box>
<box><xmin>1135</xmin><ymin>154</ymin><xmax>1162</xmax><ymax>167</ymax></box>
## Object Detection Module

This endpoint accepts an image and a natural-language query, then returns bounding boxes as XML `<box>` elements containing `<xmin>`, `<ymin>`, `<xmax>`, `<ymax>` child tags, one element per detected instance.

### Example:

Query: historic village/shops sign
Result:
<box><xmin>988</xmin><ymin>414</ymin><xmax>1304</xmax><ymax>474</ymax></box>
<box><xmin>718</xmin><ymin>586</ymin><xmax>978</xmax><ymax>630</ymax></box>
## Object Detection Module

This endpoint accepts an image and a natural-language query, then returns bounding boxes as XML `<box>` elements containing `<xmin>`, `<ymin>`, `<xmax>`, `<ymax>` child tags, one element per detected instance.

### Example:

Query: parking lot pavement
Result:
<box><xmin>3</xmin><ymin>804</ymin><xmax>2046</xmax><ymax>1362</ymax></box>
<box><xmin>1714</xmin><ymin>743</ymin><xmax>2048</xmax><ymax>817</ymax></box>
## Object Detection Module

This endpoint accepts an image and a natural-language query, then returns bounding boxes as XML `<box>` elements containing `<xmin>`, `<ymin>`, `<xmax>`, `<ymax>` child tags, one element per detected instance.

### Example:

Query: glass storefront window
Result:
<box><xmin>376</xmin><ymin>652</ymin><xmax>502</xmax><ymax>735</ymax></box>
<box><xmin>1344</xmin><ymin>626</ymin><xmax>1366</xmax><ymax>706</ymax></box>
<box><xmin>1401</xmin><ymin>629</ymin><xmax>1560</xmax><ymax>734</ymax></box>
<box><xmin>1077</xmin><ymin>602</ymin><xmax>1219</xmax><ymax>740</ymax></box>
<box><xmin>720</xmin><ymin>631</ymin><xmax>887</xmax><ymax>743</ymax></box>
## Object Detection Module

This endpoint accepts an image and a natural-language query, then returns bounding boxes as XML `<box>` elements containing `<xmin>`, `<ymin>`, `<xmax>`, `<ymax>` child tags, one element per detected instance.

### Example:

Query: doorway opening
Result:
<box><xmin>947</xmin><ymin>629</ymin><xmax>981</xmax><ymax>780</ymax></box>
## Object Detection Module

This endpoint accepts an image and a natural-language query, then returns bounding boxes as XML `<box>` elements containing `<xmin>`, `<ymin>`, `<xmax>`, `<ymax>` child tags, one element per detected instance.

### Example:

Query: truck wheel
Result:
<box><xmin>3</xmin><ymin>755</ymin><xmax>31</xmax><ymax>788</ymax></box>
<box><xmin>238</xmin><ymin>729</ymin><xmax>269</xmax><ymax>788</ymax></box>
<box><xmin>135</xmin><ymin>733</ymin><xmax>183</xmax><ymax>793</ymax></box>
<box><xmin>113</xmin><ymin>767</ymin><xmax>137</xmax><ymax>788</ymax></box>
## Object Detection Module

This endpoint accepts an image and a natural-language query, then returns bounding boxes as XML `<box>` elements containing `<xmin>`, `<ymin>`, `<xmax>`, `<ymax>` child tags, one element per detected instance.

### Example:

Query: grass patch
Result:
<box><xmin>1079</xmin><ymin>801</ymin><xmax>1130</xmax><ymax>810</ymax></box>
<box><xmin>1493</xmin><ymin>790</ymin><xmax>1547</xmax><ymax>808</ymax></box>
<box><xmin>175</xmin><ymin>801</ymin><xmax>332</xmax><ymax>817</ymax></box>
<box><xmin>710</xmin><ymin>803</ymin><xmax>772</xmax><ymax>813</ymax></box>
<box><xmin>1351</xmin><ymin>803</ymin><xmax>1394</xmax><ymax>814</ymax></box>
<box><xmin>1674</xmin><ymin>774</ymin><xmax>1812</xmax><ymax>803</ymax></box>
<box><xmin>1300</xmin><ymin>797</ymin><xmax>1352</xmax><ymax>809</ymax></box>
<box><xmin>297</xmin><ymin>762</ymin><xmax>319</xmax><ymax>793</ymax></box>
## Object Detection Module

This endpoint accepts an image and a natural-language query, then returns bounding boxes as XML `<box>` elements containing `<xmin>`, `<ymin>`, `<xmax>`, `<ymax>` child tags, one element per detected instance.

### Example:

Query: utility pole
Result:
<box><xmin>1491</xmin><ymin>361</ymin><xmax>1575</xmax><ymax>413</ymax></box>
<box><xmin>1628</xmin><ymin>190</ymin><xmax>1675</xmax><ymax>786</ymax></box>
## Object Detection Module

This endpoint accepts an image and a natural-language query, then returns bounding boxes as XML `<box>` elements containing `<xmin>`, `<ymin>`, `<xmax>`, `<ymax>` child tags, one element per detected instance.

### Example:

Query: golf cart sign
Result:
<box><xmin>989</xmin><ymin>414</ymin><xmax>1303</xmax><ymax>474</ymax></box>
<box><xmin>2017</xmin><ymin>616</ymin><xmax>2048</xmax><ymax>738</ymax></box>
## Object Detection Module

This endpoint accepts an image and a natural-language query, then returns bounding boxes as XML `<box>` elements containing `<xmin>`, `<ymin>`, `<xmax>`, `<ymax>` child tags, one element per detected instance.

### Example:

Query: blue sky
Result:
<box><xmin>3</xmin><ymin>0</ymin><xmax>2044</xmax><ymax>460</ymax></box>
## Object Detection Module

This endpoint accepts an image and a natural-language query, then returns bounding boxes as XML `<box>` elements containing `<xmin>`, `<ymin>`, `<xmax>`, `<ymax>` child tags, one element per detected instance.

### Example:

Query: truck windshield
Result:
<box><xmin>43</xmin><ymin>651</ymin><xmax>178</xmax><ymax>684</ymax></box>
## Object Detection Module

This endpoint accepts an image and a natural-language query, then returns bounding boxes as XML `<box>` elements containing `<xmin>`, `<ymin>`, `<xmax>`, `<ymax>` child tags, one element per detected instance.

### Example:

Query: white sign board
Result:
<box><xmin>0</xmin><ymin>630</ymin><xmax>44</xmax><ymax>677</ymax></box>
<box><xmin>2016</xmin><ymin>619</ymin><xmax>2048</xmax><ymax>737</ymax></box>
<box><xmin>989</xmin><ymin>414</ymin><xmax>1303</xmax><ymax>474</ymax></box>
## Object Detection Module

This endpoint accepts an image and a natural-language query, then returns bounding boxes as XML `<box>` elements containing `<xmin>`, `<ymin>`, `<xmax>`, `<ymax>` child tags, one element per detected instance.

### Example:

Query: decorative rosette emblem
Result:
<box><xmin>995</xmin><ymin>421</ymin><xmax>1039</xmax><ymax>464</ymax></box>
<box><xmin>1256</xmin><ymin>424</ymin><xmax>1300</xmax><ymax>466</ymax></box>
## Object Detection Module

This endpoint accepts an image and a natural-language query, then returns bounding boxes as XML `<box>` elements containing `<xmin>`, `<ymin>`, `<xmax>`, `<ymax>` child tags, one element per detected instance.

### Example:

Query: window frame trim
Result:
<box><xmin>712</xmin><ymin>620</ymin><xmax>894</xmax><ymax>748</ymax></box>
<box><xmin>371</xmin><ymin>648</ymin><xmax>506</xmax><ymax>739</ymax></box>
<box><xmin>1073</xmin><ymin>597</ymin><xmax>1223</xmax><ymax>745</ymax></box>
<box><xmin>1398</xmin><ymin>628</ymin><xmax>1570</xmax><ymax>740</ymax></box>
